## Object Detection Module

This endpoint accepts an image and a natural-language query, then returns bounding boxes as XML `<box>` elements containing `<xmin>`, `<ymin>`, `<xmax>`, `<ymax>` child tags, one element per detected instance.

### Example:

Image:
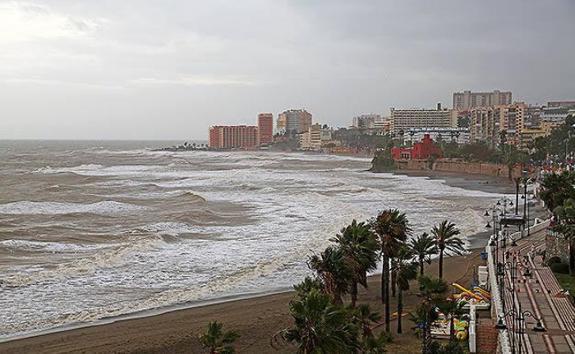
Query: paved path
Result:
<box><xmin>494</xmin><ymin>230</ymin><xmax>575</xmax><ymax>353</ymax></box>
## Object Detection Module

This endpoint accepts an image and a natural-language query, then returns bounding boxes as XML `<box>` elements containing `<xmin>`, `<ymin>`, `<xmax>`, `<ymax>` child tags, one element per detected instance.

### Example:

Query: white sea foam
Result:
<box><xmin>0</xmin><ymin>240</ymin><xmax>111</xmax><ymax>253</ymax></box>
<box><xmin>0</xmin><ymin>201</ymin><xmax>146</xmax><ymax>215</ymax></box>
<box><xmin>1</xmin><ymin>147</ymin><xmax>503</xmax><ymax>339</ymax></box>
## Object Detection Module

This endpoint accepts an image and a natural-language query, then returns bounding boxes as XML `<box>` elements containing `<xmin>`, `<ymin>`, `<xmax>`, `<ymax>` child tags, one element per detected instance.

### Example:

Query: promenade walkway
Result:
<box><xmin>494</xmin><ymin>229</ymin><xmax>575</xmax><ymax>353</ymax></box>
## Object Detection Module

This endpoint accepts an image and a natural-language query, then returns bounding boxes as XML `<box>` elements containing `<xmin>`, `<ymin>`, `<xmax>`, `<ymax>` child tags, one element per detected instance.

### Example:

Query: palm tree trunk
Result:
<box><xmin>381</xmin><ymin>258</ymin><xmax>385</xmax><ymax>305</ymax></box>
<box><xmin>351</xmin><ymin>281</ymin><xmax>358</xmax><ymax>308</ymax></box>
<box><xmin>438</xmin><ymin>250</ymin><xmax>444</xmax><ymax>279</ymax></box>
<box><xmin>449</xmin><ymin>316</ymin><xmax>455</xmax><ymax>342</ymax></box>
<box><xmin>391</xmin><ymin>268</ymin><xmax>397</xmax><ymax>297</ymax></box>
<box><xmin>570</xmin><ymin>240</ymin><xmax>575</xmax><ymax>276</ymax></box>
<box><xmin>397</xmin><ymin>289</ymin><xmax>403</xmax><ymax>334</ymax></box>
<box><xmin>419</xmin><ymin>259</ymin><xmax>424</xmax><ymax>276</ymax></box>
<box><xmin>383</xmin><ymin>255</ymin><xmax>390</xmax><ymax>332</ymax></box>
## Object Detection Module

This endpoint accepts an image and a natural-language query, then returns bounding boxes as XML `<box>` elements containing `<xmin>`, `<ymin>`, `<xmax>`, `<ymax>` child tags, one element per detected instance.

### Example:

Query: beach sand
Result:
<box><xmin>0</xmin><ymin>172</ymin><xmax>518</xmax><ymax>354</ymax></box>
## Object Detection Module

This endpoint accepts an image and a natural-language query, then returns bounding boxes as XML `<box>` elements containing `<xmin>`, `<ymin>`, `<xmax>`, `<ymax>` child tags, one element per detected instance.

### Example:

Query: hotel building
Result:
<box><xmin>257</xmin><ymin>113</ymin><xmax>274</xmax><ymax>145</ymax></box>
<box><xmin>453</xmin><ymin>90</ymin><xmax>512</xmax><ymax>111</ymax></box>
<box><xmin>209</xmin><ymin>125</ymin><xmax>259</xmax><ymax>149</ymax></box>
<box><xmin>277</xmin><ymin>109</ymin><xmax>312</xmax><ymax>134</ymax></box>
<box><xmin>390</xmin><ymin>104</ymin><xmax>457</xmax><ymax>134</ymax></box>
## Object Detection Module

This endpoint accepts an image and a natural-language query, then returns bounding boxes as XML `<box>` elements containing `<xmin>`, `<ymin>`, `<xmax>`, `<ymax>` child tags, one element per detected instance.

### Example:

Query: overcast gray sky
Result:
<box><xmin>1</xmin><ymin>0</ymin><xmax>574</xmax><ymax>140</ymax></box>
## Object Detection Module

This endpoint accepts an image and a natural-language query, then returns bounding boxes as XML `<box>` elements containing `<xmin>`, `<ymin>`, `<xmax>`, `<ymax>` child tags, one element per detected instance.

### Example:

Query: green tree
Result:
<box><xmin>431</xmin><ymin>221</ymin><xmax>465</xmax><ymax>279</ymax></box>
<box><xmin>293</xmin><ymin>276</ymin><xmax>323</xmax><ymax>299</ymax></box>
<box><xmin>410</xmin><ymin>276</ymin><xmax>448</xmax><ymax>354</ymax></box>
<box><xmin>351</xmin><ymin>304</ymin><xmax>390</xmax><ymax>353</ymax></box>
<box><xmin>275</xmin><ymin>289</ymin><xmax>360</xmax><ymax>353</ymax></box>
<box><xmin>393</xmin><ymin>246</ymin><xmax>418</xmax><ymax>334</ymax></box>
<box><xmin>372</xmin><ymin>209</ymin><xmax>411</xmax><ymax>332</ymax></box>
<box><xmin>330</xmin><ymin>220</ymin><xmax>380</xmax><ymax>307</ymax></box>
<box><xmin>308</xmin><ymin>246</ymin><xmax>353</xmax><ymax>305</ymax></box>
<box><xmin>540</xmin><ymin>171</ymin><xmax>575</xmax><ymax>212</ymax></box>
<box><xmin>437</xmin><ymin>299</ymin><xmax>467</xmax><ymax>342</ymax></box>
<box><xmin>554</xmin><ymin>198</ymin><xmax>575</xmax><ymax>274</ymax></box>
<box><xmin>199</xmin><ymin>321</ymin><xmax>239</xmax><ymax>354</ymax></box>
<box><xmin>409</xmin><ymin>232</ymin><xmax>437</xmax><ymax>276</ymax></box>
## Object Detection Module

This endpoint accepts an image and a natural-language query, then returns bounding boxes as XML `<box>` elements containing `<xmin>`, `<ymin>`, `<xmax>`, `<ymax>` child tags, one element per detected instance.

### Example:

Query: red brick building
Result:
<box><xmin>391</xmin><ymin>134</ymin><xmax>442</xmax><ymax>160</ymax></box>
<box><xmin>257</xmin><ymin>113</ymin><xmax>274</xmax><ymax>145</ymax></box>
<box><xmin>209</xmin><ymin>125</ymin><xmax>259</xmax><ymax>149</ymax></box>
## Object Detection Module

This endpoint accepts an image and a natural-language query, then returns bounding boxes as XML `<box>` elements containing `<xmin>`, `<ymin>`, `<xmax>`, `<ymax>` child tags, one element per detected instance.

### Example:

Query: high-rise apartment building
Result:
<box><xmin>453</xmin><ymin>90</ymin><xmax>512</xmax><ymax>111</ymax></box>
<box><xmin>470</xmin><ymin>107</ymin><xmax>499</xmax><ymax>147</ymax></box>
<box><xmin>209</xmin><ymin>125</ymin><xmax>259</xmax><ymax>149</ymax></box>
<box><xmin>469</xmin><ymin>103</ymin><xmax>527</xmax><ymax>147</ymax></box>
<box><xmin>299</xmin><ymin>124</ymin><xmax>333</xmax><ymax>150</ymax></box>
<box><xmin>547</xmin><ymin>101</ymin><xmax>575</xmax><ymax>108</ymax></box>
<box><xmin>257</xmin><ymin>113</ymin><xmax>274</xmax><ymax>145</ymax></box>
<box><xmin>352</xmin><ymin>114</ymin><xmax>382</xmax><ymax>129</ymax></box>
<box><xmin>390</xmin><ymin>104</ymin><xmax>457</xmax><ymax>134</ymax></box>
<box><xmin>277</xmin><ymin>109</ymin><xmax>312</xmax><ymax>134</ymax></box>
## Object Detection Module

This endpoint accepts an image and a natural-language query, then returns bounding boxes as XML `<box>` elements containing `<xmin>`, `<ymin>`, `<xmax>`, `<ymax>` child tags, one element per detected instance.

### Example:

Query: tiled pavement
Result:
<box><xmin>493</xmin><ymin>230</ymin><xmax>575</xmax><ymax>353</ymax></box>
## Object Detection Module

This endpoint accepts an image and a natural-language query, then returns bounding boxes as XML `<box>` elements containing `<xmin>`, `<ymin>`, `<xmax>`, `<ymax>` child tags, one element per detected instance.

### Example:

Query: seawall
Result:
<box><xmin>395</xmin><ymin>159</ymin><xmax>525</xmax><ymax>180</ymax></box>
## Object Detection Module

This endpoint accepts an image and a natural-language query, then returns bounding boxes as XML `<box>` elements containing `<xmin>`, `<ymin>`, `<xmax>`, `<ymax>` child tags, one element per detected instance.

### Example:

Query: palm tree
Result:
<box><xmin>372</xmin><ymin>209</ymin><xmax>411</xmax><ymax>332</ymax></box>
<box><xmin>409</xmin><ymin>232</ymin><xmax>437</xmax><ymax>276</ymax></box>
<box><xmin>351</xmin><ymin>304</ymin><xmax>389</xmax><ymax>353</ymax></box>
<box><xmin>293</xmin><ymin>276</ymin><xmax>323</xmax><ymax>299</ymax></box>
<box><xmin>352</xmin><ymin>304</ymin><xmax>381</xmax><ymax>341</ymax></box>
<box><xmin>274</xmin><ymin>289</ymin><xmax>360</xmax><ymax>353</ymax></box>
<box><xmin>394</xmin><ymin>246</ymin><xmax>418</xmax><ymax>334</ymax></box>
<box><xmin>199</xmin><ymin>321</ymin><xmax>239</xmax><ymax>354</ymax></box>
<box><xmin>410</xmin><ymin>276</ymin><xmax>448</xmax><ymax>354</ymax></box>
<box><xmin>308</xmin><ymin>246</ymin><xmax>353</xmax><ymax>305</ymax></box>
<box><xmin>431</xmin><ymin>220</ymin><xmax>464</xmax><ymax>279</ymax></box>
<box><xmin>438</xmin><ymin>298</ymin><xmax>468</xmax><ymax>343</ymax></box>
<box><xmin>330</xmin><ymin>220</ymin><xmax>379</xmax><ymax>307</ymax></box>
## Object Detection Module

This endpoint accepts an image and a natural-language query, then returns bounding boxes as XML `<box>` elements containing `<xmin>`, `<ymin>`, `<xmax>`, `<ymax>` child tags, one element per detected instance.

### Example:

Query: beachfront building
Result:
<box><xmin>257</xmin><ymin>113</ymin><xmax>274</xmax><ymax>145</ymax></box>
<box><xmin>499</xmin><ymin>102</ymin><xmax>527</xmax><ymax>146</ymax></box>
<box><xmin>391</xmin><ymin>134</ymin><xmax>442</xmax><ymax>160</ymax></box>
<box><xmin>469</xmin><ymin>107</ymin><xmax>499</xmax><ymax>146</ymax></box>
<box><xmin>352</xmin><ymin>114</ymin><xmax>381</xmax><ymax>129</ymax></box>
<box><xmin>351</xmin><ymin>114</ymin><xmax>390</xmax><ymax>135</ymax></box>
<box><xmin>277</xmin><ymin>109</ymin><xmax>312</xmax><ymax>134</ymax></box>
<box><xmin>469</xmin><ymin>103</ymin><xmax>528</xmax><ymax>147</ymax></box>
<box><xmin>541</xmin><ymin>104</ymin><xmax>575</xmax><ymax>124</ymax></box>
<box><xmin>208</xmin><ymin>125</ymin><xmax>259</xmax><ymax>149</ymax></box>
<box><xmin>453</xmin><ymin>90</ymin><xmax>512</xmax><ymax>111</ymax></box>
<box><xmin>390</xmin><ymin>104</ymin><xmax>457</xmax><ymax>134</ymax></box>
<box><xmin>299</xmin><ymin>124</ymin><xmax>333</xmax><ymax>151</ymax></box>
<box><xmin>405</xmin><ymin>127</ymin><xmax>470</xmax><ymax>146</ymax></box>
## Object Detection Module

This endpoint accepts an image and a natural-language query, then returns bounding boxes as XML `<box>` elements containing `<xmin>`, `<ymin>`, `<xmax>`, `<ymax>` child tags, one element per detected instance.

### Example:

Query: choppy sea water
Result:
<box><xmin>0</xmin><ymin>140</ymin><xmax>498</xmax><ymax>338</ymax></box>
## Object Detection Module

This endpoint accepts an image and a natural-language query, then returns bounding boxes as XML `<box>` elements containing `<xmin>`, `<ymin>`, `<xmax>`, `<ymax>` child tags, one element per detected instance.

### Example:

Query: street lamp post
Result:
<box><xmin>496</xmin><ymin>253</ymin><xmax>545</xmax><ymax>354</ymax></box>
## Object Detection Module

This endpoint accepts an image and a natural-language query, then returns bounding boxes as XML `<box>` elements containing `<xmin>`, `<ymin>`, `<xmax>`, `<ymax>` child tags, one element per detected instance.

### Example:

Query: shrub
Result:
<box><xmin>550</xmin><ymin>262</ymin><xmax>570</xmax><ymax>274</ymax></box>
<box><xmin>547</xmin><ymin>256</ymin><xmax>562</xmax><ymax>266</ymax></box>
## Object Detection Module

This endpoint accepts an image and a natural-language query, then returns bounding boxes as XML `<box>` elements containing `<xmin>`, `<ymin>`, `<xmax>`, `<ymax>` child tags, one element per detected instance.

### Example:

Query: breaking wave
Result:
<box><xmin>0</xmin><ymin>201</ymin><xmax>146</xmax><ymax>215</ymax></box>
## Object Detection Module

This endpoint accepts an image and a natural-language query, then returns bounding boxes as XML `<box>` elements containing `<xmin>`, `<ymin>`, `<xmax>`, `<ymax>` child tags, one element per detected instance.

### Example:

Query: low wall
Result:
<box><xmin>395</xmin><ymin>159</ymin><xmax>525</xmax><ymax>179</ymax></box>
<box><xmin>546</xmin><ymin>230</ymin><xmax>570</xmax><ymax>263</ymax></box>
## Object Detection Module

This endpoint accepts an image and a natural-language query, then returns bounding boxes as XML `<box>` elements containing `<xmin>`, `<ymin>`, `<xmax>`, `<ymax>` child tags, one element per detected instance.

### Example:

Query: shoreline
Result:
<box><xmin>0</xmin><ymin>171</ymin><xmax>516</xmax><ymax>353</ymax></box>
<box><xmin>0</xmin><ymin>249</ymin><xmax>486</xmax><ymax>354</ymax></box>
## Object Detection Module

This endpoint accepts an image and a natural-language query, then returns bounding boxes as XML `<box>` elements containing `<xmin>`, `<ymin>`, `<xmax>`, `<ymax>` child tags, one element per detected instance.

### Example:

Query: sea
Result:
<box><xmin>0</xmin><ymin>140</ymin><xmax>498</xmax><ymax>339</ymax></box>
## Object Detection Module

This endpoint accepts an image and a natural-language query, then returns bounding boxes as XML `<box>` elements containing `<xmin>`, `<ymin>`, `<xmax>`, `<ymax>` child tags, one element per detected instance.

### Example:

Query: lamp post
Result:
<box><xmin>495</xmin><ymin>253</ymin><xmax>545</xmax><ymax>354</ymax></box>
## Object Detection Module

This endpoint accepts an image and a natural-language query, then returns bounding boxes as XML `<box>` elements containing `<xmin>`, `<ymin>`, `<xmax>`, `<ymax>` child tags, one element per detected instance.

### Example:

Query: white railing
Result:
<box><xmin>468</xmin><ymin>304</ymin><xmax>477</xmax><ymax>353</ymax></box>
<box><xmin>486</xmin><ymin>243</ymin><xmax>512</xmax><ymax>354</ymax></box>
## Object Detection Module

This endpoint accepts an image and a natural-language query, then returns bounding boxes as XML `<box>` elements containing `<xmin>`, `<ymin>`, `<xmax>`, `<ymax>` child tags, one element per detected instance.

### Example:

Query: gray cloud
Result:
<box><xmin>1</xmin><ymin>0</ymin><xmax>574</xmax><ymax>139</ymax></box>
